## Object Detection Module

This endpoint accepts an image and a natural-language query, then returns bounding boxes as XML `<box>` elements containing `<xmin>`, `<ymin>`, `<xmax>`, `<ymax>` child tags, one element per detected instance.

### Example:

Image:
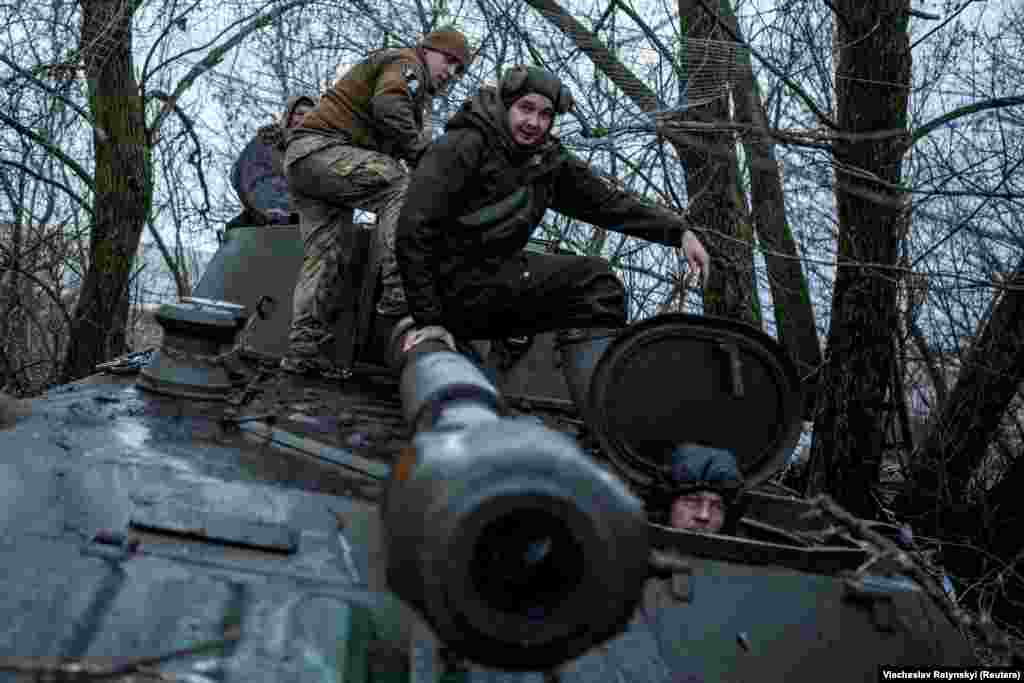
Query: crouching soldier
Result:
<box><xmin>281</xmin><ymin>28</ymin><xmax>472</xmax><ymax>376</ymax></box>
<box><xmin>393</xmin><ymin>65</ymin><xmax>710</xmax><ymax>416</ymax></box>
<box><xmin>229</xmin><ymin>95</ymin><xmax>315</xmax><ymax>227</ymax></box>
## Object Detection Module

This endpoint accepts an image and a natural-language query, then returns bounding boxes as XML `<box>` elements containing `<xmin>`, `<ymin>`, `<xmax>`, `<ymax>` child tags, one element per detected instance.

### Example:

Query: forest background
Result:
<box><xmin>2</xmin><ymin>0</ymin><xmax>1023</xmax><ymax>650</ymax></box>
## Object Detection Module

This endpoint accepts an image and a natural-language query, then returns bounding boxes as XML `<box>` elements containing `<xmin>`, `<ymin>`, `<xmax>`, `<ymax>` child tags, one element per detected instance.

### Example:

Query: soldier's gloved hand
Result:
<box><xmin>402</xmin><ymin>325</ymin><xmax>457</xmax><ymax>353</ymax></box>
<box><xmin>680</xmin><ymin>229</ymin><xmax>710</xmax><ymax>289</ymax></box>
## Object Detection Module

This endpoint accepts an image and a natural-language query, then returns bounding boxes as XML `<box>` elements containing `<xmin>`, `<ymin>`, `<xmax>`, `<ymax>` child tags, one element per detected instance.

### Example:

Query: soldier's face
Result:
<box><xmin>670</xmin><ymin>491</ymin><xmax>725</xmax><ymax>533</ymax></box>
<box><xmin>507</xmin><ymin>93</ymin><xmax>554</xmax><ymax>147</ymax></box>
<box><xmin>288</xmin><ymin>105</ymin><xmax>312</xmax><ymax>128</ymax></box>
<box><xmin>424</xmin><ymin>49</ymin><xmax>464</xmax><ymax>90</ymax></box>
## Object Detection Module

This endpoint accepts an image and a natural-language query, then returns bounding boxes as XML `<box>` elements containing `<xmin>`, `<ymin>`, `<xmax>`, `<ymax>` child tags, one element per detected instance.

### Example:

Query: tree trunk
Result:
<box><xmin>61</xmin><ymin>0</ymin><xmax>149</xmax><ymax>382</ymax></box>
<box><xmin>897</xmin><ymin>260</ymin><xmax>1024</xmax><ymax>536</ymax></box>
<box><xmin>675</xmin><ymin>0</ymin><xmax>757</xmax><ymax>324</ymax></box>
<box><xmin>805</xmin><ymin>0</ymin><xmax>912</xmax><ymax>518</ymax></box>
<box><xmin>523</xmin><ymin>0</ymin><xmax>757</xmax><ymax>325</ymax></box>
<box><xmin>719</xmin><ymin>0</ymin><xmax>822</xmax><ymax>412</ymax></box>
<box><xmin>973</xmin><ymin>438</ymin><xmax>1024</xmax><ymax>627</ymax></box>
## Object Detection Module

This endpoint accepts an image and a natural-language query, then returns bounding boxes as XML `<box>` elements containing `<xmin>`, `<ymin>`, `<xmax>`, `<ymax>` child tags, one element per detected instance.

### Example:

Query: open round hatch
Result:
<box><xmin>587</xmin><ymin>313</ymin><xmax>803</xmax><ymax>491</ymax></box>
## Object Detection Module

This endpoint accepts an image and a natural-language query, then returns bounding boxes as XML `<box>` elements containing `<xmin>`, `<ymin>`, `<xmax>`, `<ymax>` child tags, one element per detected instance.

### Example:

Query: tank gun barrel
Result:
<box><xmin>383</xmin><ymin>348</ymin><xmax>649</xmax><ymax>671</ymax></box>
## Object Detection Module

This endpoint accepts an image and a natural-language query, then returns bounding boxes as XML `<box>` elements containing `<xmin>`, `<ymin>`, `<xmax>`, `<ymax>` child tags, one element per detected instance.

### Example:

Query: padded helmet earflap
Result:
<box><xmin>500</xmin><ymin>65</ymin><xmax>529</xmax><ymax>96</ymax></box>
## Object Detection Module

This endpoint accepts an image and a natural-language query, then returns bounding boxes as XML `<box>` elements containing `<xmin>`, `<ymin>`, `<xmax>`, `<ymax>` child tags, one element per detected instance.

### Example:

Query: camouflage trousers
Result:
<box><xmin>284</xmin><ymin>137</ymin><xmax>409</xmax><ymax>355</ymax></box>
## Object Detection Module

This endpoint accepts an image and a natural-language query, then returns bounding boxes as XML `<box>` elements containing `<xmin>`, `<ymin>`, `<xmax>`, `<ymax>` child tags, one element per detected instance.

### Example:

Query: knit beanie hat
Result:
<box><xmin>419</xmin><ymin>29</ymin><xmax>471</xmax><ymax>68</ymax></box>
<box><xmin>499</xmin><ymin>65</ymin><xmax>574</xmax><ymax>115</ymax></box>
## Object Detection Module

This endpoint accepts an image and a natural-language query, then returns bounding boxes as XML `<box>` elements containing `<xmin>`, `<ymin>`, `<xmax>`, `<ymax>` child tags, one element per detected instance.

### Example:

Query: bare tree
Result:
<box><xmin>0</xmin><ymin>0</ymin><xmax>309</xmax><ymax>382</ymax></box>
<box><xmin>803</xmin><ymin>0</ymin><xmax>913</xmax><ymax>518</ymax></box>
<box><xmin>520</xmin><ymin>0</ymin><xmax>761</xmax><ymax>324</ymax></box>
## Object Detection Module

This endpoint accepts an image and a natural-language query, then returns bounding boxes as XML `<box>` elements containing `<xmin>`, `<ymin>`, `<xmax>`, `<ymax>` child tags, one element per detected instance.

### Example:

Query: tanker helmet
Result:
<box><xmin>499</xmin><ymin>65</ymin><xmax>574</xmax><ymax>115</ymax></box>
<box><xmin>654</xmin><ymin>443</ymin><xmax>745</xmax><ymax>533</ymax></box>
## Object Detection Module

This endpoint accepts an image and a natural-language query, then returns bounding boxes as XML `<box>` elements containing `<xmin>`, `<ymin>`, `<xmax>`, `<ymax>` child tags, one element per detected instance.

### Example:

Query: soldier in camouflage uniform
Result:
<box><xmin>281</xmin><ymin>29</ymin><xmax>471</xmax><ymax>376</ymax></box>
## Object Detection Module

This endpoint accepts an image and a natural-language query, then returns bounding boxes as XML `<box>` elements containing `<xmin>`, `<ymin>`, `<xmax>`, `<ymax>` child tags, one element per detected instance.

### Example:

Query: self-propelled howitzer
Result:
<box><xmin>0</xmin><ymin>220</ymin><xmax>978</xmax><ymax>681</ymax></box>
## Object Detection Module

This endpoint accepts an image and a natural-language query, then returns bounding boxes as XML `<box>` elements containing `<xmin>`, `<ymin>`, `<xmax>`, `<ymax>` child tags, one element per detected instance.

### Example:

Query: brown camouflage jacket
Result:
<box><xmin>297</xmin><ymin>47</ymin><xmax>432</xmax><ymax>165</ymax></box>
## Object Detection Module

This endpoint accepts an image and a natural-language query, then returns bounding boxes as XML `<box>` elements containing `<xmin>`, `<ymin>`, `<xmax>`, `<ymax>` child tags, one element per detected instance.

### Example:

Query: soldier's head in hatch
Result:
<box><xmin>419</xmin><ymin>28</ymin><xmax>472</xmax><ymax>91</ymax></box>
<box><xmin>662</xmin><ymin>444</ymin><xmax>744</xmax><ymax>534</ymax></box>
<box><xmin>499</xmin><ymin>65</ymin><xmax>574</xmax><ymax>147</ymax></box>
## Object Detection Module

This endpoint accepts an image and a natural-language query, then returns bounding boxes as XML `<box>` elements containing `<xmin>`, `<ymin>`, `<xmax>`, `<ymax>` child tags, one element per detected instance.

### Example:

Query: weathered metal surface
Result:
<box><xmin>588</xmin><ymin>313</ymin><xmax>804</xmax><ymax>491</ymax></box>
<box><xmin>559</xmin><ymin>543</ymin><xmax>975</xmax><ymax>682</ymax></box>
<box><xmin>487</xmin><ymin>332</ymin><xmax>571</xmax><ymax>402</ymax></box>
<box><xmin>0</xmin><ymin>227</ymin><xmax>981</xmax><ymax>682</ymax></box>
<box><xmin>129</xmin><ymin>501</ymin><xmax>300</xmax><ymax>554</ymax></box>
<box><xmin>0</xmin><ymin>349</ymin><xmax>980</xmax><ymax>683</ymax></box>
<box><xmin>648</xmin><ymin>522</ymin><xmax>867</xmax><ymax>575</ymax></box>
<box><xmin>238</xmin><ymin>420</ymin><xmax>391</xmax><ymax>480</ymax></box>
<box><xmin>192</xmin><ymin>224</ymin><xmax>305</xmax><ymax>359</ymax></box>
<box><xmin>0</xmin><ymin>377</ymin><xmax>406</xmax><ymax>681</ymax></box>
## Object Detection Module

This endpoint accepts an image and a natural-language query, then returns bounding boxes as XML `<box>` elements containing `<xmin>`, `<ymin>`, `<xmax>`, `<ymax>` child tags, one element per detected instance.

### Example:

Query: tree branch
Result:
<box><xmin>0</xmin><ymin>159</ymin><xmax>93</xmax><ymax>215</ymax></box>
<box><xmin>148</xmin><ymin>90</ymin><xmax>211</xmax><ymax>213</ymax></box>
<box><xmin>911</xmin><ymin>0</ymin><xmax>984</xmax><ymax>49</ymax></box>
<box><xmin>0</xmin><ymin>110</ymin><xmax>94</xmax><ymax>190</ymax></box>
<box><xmin>910</xmin><ymin>96</ymin><xmax>1024</xmax><ymax>146</ymax></box>
<box><xmin>145</xmin><ymin>214</ymin><xmax>190</xmax><ymax>300</ymax></box>
<box><xmin>0</xmin><ymin>54</ymin><xmax>94</xmax><ymax>125</ymax></box>
<box><xmin>0</xmin><ymin>265</ymin><xmax>74</xmax><ymax>329</ymax></box>
<box><xmin>140</xmin><ymin>0</ymin><xmax>203</xmax><ymax>87</ymax></box>
<box><xmin>612</xmin><ymin>0</ymin><xmax>685</xmax><ymax>83</ymax></box>
<box><xmin>690</xmin><ymin>0</ymin><xmax>839</xmax><ymax>129</ymax></box>
<box><xmin>148</xmin><ymin>0</ymin><xmax>307</xmax><ymax>138</ymax></box>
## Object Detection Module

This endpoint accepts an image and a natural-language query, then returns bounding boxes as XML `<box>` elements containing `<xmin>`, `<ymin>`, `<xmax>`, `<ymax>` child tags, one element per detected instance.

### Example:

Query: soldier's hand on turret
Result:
<box><xmin>680</xmin><ymin>229</ymin><xmax>710</xmax><ymax>289</ymax></box>
<box><xmin>402</xmin><ymin>324</ymin><xmax>457</xmax><ymax>353</ymax></box>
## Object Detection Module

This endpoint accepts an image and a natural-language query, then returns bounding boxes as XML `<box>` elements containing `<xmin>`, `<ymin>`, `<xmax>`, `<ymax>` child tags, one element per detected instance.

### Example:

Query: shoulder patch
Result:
<box><xmin>402</xmin><ymin>64</ymin><xmax>420</xmax><ymax>97</ymax></box>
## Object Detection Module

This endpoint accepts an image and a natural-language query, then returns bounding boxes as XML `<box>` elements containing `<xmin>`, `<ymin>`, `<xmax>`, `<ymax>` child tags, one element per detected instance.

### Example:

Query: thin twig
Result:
<box><xmin>0</xmin><ymin>626</ymin><xmax>240</xmax><ymax>679</ymax></box>
<box><xmin>809</xmin><ymin>494</ymin><xmax>1024</xmax><ymax>662</ymax></box>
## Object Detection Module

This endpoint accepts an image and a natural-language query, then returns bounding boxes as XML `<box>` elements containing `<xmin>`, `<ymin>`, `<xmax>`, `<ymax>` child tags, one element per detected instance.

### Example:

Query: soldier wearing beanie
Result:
<box><xmin>280</xmin><ymin>27</ymin><xmax>471</xmax><ymax>377</ymax></box>
<box><xmin>393</xmin><ymin>65</ymin><xmax>710</xmax><ymax>431</ymax></box>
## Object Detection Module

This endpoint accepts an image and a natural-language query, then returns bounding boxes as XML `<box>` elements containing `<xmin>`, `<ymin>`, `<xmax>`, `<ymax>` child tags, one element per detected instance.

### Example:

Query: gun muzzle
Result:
<box><xmin>383</xmin><ymin>350</ymin><xmax>648</xmax><ymax>671</ymax></box>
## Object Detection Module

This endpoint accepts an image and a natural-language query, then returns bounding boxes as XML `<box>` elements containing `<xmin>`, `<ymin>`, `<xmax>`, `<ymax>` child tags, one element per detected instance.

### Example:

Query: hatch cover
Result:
<box><xmin>587</xmin><ymin>314</ymin><xmax>803</xmax><ymax>492</ymax></box>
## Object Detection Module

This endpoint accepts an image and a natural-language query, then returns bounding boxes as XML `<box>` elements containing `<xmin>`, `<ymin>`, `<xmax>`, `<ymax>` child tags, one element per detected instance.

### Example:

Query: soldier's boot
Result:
<box><xmin>555</xmin><ymin>327</ymin><xmax>621</xmax><ymax>431</ymax></box>
<box><xmin>280</xmin><ymin>326</ymin><xmax>345</xmax><ymax>380</ymax></box>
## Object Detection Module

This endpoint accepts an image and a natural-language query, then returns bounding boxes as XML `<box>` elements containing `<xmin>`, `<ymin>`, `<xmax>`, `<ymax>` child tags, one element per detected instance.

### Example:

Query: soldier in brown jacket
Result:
<box><xmin>281</xmin><ymin>29</ymin><xmax>471</xmax><ymax>376</ymax></box>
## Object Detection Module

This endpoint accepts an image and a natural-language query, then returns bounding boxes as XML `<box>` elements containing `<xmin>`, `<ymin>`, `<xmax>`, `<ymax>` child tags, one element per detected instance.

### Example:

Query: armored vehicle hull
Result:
<box><xmin>0</xmin><ymin>223</ymin><xmax>975</xmax><ymax>680</ymax></box>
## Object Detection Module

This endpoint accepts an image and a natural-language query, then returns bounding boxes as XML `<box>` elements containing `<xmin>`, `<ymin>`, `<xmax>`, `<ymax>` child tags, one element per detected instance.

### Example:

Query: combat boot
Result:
<box><xmin>280</xmin><ymin>328</ymin><xmax>345</xmax><ymax>380</ymax></box>
<box><xmin>555</xmin><ymin>327</ymin><xmax>621</xmax><ymax>428</ymax></box>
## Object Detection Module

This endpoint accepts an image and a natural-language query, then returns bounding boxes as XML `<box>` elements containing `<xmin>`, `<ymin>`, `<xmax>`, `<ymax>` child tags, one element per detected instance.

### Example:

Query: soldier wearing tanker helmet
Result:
<box><xmin>393</xmin><ymin>65</ymin><xmax>710</xmax><ymax>426</ymax></box>
<box><xmin>281</xmin><ymin>28</ymin><xmax>472</xmax><ymax>377</ymax></box>
<box><xmin>651</xmin><ymin>444</ymin><xmax>745</xmax><ymax>534</ymax></box>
